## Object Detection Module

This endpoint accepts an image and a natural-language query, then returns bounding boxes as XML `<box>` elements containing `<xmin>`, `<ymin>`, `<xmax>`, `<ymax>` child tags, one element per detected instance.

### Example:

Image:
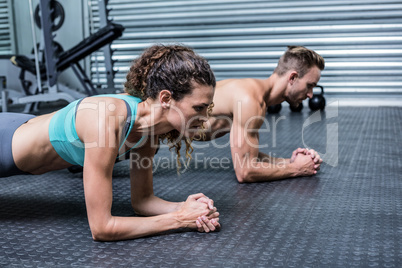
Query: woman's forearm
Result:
<box><xmin>93</xmin><ymin>193</ymin><xmax>217</xmax><ymax>241</ymax></box>
<box><xmin>91</xmin><ymin>213</ymin><xmax>184</xmax><ymax>241</ymax></box>
<box><xmin>132</xmin><ymin>194</ymin><xmax>184</xmax><ymax>216</ymax></box>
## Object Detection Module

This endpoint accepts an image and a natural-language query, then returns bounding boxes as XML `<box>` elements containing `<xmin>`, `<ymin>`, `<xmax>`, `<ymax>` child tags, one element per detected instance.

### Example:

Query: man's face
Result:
<box><xmin>285</xmin><ymin>66</ymin><xmax>321</xmax><ymax>107</ymax></box>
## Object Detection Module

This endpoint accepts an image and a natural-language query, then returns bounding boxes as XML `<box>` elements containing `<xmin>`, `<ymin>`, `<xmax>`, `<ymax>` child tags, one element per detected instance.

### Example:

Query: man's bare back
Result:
<box><xmin>203</xmin><ymin>78</ymin><xmax>270</xmax><ymax>140</ymax></box>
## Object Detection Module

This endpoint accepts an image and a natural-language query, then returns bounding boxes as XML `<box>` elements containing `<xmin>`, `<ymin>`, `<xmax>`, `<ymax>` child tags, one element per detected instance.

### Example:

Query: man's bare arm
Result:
<box><xmin>230</xmin><ymin>99</ymin><xmax>316</xmax><ymax>183</ymax></box>
<box><xmin>257</xmin><ymin>151</ymin><xmax>289</xmax><ymax>164</ymax></box>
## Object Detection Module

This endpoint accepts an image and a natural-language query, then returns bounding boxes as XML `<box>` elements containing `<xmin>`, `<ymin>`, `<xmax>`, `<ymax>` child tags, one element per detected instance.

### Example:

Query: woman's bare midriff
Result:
<box><xmin>12</xmin><ymin>112</ymin><xmax>72</xmax><ymax>175</ymax></box>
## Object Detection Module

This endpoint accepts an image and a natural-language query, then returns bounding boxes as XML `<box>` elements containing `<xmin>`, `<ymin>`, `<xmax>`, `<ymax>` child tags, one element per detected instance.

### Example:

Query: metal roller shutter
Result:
<box><xmin>89</xmin><ymin>0</ymin><xmax>402</xmax><ymax>98</ymax></box>
<box><xmin>0</xmin><ymin>0</ymin><xmax>15</xmax><ymax>55</ymax></box>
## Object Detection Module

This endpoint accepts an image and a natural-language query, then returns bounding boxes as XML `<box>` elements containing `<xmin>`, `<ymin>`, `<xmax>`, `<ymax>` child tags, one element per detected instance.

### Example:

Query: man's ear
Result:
<box><xmin>159</xmin><ymin>90</ymin><xmax>172</xmax><ymax>108</ymax></box>
<box><xmin>288</xmin><ymin>71</ymin><xmax>299</xmax><ymax>85</ymax></box>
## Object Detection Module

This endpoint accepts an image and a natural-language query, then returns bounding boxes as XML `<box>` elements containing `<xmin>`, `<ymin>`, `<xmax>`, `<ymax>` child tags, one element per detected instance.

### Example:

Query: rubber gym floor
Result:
<box><xmin>1</xmin><ymin>106</ymin><xmax>401</xmax><ymax>267</ymax></box>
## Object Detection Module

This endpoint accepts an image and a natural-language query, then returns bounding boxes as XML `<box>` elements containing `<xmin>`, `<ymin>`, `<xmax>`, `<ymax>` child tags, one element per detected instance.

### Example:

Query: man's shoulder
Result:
<box><xmin>235</xmin><ymin>82</ymin><xmax>264</xmax><ymax>107</ymax></box>
<box><xmin>217</xmin><ymin>78</ymin><xmax>266</xmax><ymax>114</ymax></box>
<box><xmin>233</xmin><ymin>92</ymin><xmax>265</xmax><ymax>121</ymax></box>
<box><xmin>218</xmin><ymin>78</ymin><xmax>262</xmax><ymax>89</ymax></box>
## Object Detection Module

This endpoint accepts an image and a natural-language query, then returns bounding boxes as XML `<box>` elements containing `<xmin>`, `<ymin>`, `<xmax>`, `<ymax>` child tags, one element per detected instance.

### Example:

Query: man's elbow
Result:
<box><xmin>235</xmin><ymin>167</ymin><xmax>253</xmax><ymax>183</ymax></box>
<box><xmin>91</xmin><ymin>229</ymin><xmax>110</xmax><ymax>242</ymax></box>
<box><xmin>131</xmin><ymin>203</ymin><xmax>146</xmax><ymax>216</ymax></box>
<box><xmin>90</xmin><ymin>220</ymin><xmax>117</xmax><ymax>242</ymax></box>
<box><xmin>131</xmin><ymin>197</ymin><xmax>152</xmax><ymax>216</ymax></box>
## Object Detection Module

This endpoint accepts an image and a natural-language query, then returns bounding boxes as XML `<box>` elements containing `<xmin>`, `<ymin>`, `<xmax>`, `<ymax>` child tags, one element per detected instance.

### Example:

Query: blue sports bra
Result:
<box><xmin>48</xmin><ymin>94</ymin><xmax>144</xmax><ymax>166</ymax></box>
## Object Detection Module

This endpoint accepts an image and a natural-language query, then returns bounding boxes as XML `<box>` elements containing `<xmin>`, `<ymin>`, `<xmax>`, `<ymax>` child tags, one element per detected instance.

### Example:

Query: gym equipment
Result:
<box><xmin>34</xmin><ymin>0</ymin><xmax>65</xmax><ymax>31</ymax></box>
<box><xmin>0</xmin><ymin>76</ymin><xmax>7</xmax><ymax>112</ymax></box>
<box><xmin>1</xmin><ymin>0</ymin><xmax>123</xmax><ymax>113</ymax></box>
<box><xmin>32</xmin><ymin>41</ymin><xmax>64</xmax><ymax>64</ymax></box>
<box><xmin>309</xmin><ymin>85</ymin><xmax>326</xmax><ymax>111</ymax></box>
<box><xmin>11</xmin><ymin>22</ymin><xmax>124</xmax><ymax>96</ymax></box>
<box><xmin>97</xmin><ymin>0</ymin><xmax>116</xmax><ymax>90</ymax></box>
<box><xmin>290</xmin><ymin>102</ymin><xmax>303</xmax><ymax>112</ymax></box>
<box><xmin>267</xmin><ymin>103</ymin><xmax>282</xmax><ymax>114</ymax></box>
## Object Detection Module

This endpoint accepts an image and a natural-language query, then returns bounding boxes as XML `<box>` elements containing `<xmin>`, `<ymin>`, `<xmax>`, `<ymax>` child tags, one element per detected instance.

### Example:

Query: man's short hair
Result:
<box><xmin>274</xmin><ymin>46</ymin><xmax>325</xmax><ymax>78</ymax></box>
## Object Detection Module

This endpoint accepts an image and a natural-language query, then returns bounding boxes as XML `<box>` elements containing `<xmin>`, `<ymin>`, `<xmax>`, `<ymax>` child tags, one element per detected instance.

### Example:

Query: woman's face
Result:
<box><xmin>168</xmin><ymin>83</ymin><xmax>215</xmax><ymax>138</ymax></box>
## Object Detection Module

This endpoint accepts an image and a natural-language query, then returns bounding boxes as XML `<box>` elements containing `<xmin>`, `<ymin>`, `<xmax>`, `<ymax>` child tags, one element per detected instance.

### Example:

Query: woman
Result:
<box><xmin>0</xmin><ymin>44</ymin><xmax>220</xmax><ymax>241</ymax></box>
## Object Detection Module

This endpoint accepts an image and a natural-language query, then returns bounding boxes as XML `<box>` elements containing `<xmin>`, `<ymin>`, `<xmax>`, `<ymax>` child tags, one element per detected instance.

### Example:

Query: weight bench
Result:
<box><xmin>3</xmin><ymin>22</ymin><xmax>124</xmax><ymax>111</ymax></box>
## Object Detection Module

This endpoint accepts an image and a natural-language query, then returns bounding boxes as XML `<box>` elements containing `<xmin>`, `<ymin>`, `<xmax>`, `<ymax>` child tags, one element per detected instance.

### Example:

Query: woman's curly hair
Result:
<box><xmin>124</xmin><ymin>44</ymin><xmax>216</xmax><ymax>168</ymax></box>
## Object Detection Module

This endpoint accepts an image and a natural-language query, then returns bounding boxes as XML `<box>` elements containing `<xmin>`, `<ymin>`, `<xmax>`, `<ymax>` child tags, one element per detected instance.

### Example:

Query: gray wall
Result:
<box><xmin>89</xmin><ymin>0</ymin><xmax>402</xmax><ymax>105</ymax></box>
<box><xmin>2</xmin><ymin>1</ymin><xmax>402</xmax><ymax>105</ymax></box>
<box><xmin>0</xmin><ymin>0</ymin><xmax>15</xmax><ymax>55</ymax></box>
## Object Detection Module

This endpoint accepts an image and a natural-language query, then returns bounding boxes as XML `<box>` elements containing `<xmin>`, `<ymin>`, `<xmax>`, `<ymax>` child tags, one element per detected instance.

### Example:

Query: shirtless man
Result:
<box><xmin>199</xmin><ymin>46</ymin><xmax>325</xmax><ymax>183</ymax></box>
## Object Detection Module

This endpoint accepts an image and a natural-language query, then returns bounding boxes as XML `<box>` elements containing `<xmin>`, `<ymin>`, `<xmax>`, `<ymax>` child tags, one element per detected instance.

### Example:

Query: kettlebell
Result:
<box><xmin>308</xmin><ymin>85</ymin><xmax>326</xmax><ymax>111</ymax></box>
<box><xmin>68</xmin><ymin>165</ymin><xmax>83</xmax><ymax>173</ymax></box>
<box><xmin>267</xmin><ymin>103</ymin><xmax>282</xmax><ymax>114</ymax></box>
<box><xmin>290</xmin><ymin>102</ymin><xmax>303</xmax><ymax>112</ymax></box>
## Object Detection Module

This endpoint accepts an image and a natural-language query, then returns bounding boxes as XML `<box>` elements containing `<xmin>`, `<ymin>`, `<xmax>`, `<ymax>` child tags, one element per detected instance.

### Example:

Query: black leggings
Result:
<box><xmin>0</xmin><ymin>113</ymin><xmax>36</xmax><ymax>177</ymax></box>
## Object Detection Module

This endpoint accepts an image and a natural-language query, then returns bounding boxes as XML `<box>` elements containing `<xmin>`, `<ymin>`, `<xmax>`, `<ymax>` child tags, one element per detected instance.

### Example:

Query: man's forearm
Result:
<box><xmin>234</xmin><ymin>156</ymin><xmax>297</xmax><ymax>183</ymax></box>
<box><xmin>257</xmin><ymin>151</ymin><xmax>290</xmax><ymax>165</ymax></box>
